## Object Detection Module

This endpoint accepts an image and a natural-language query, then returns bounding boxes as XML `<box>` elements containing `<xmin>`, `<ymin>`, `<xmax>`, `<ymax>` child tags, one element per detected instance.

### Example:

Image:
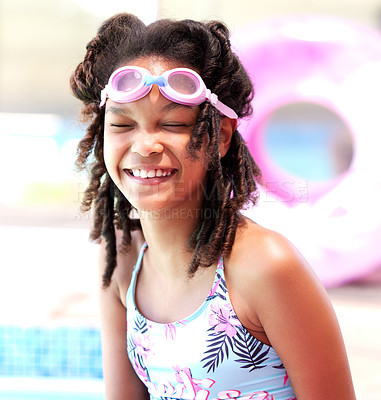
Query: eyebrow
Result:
<box><xmin>161</xmin><ymin>102</ymin><xmax>196</xmax><ymax>112</ymax></box>
<box><xmin>105</xmin><ymin>106</ymin><xmax>132</xmax><ymax>116</ymax></box>
<box><xmin>106</xmin><ymin>102</ymin><xmax>198</xmax><ymax>115</ymax></box>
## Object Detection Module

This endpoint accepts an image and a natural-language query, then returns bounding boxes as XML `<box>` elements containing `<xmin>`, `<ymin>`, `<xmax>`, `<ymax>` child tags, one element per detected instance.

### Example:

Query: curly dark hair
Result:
<box><xmin>70</xmin><ymin>13</ymin><xmax>261</xmax><ymax>287</ymax></box>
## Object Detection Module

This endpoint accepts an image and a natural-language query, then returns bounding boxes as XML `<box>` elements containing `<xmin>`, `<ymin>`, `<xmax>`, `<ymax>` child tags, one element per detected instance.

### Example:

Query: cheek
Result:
<box><xmin>103</xmin><ymin>137</ymin><xmax>114</xmax><ymax>171</ymax></box>
<box><xmin>103</xmin><ymin>135</ymin><xmax>125</xmax><ymax>181</ymax></box>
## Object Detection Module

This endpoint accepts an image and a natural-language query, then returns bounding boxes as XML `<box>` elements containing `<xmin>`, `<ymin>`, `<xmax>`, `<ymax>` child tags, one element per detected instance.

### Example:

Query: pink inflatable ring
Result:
<box><xmin>232</xmin><ymin>17</ymin><xmax>381</xmax><ymax>286</ymax></box>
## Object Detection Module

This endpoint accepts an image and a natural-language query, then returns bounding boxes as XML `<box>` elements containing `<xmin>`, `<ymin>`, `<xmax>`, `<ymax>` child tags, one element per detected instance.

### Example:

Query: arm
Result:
<box><xmin>230</xmin><ymin>226</ymin><xmax>356</xmax><ymax>400</ymax></box>
<box><xmin>98</xmin><ymin>241</ymin><xmax>150</xmax><ymax>400</ymax></box>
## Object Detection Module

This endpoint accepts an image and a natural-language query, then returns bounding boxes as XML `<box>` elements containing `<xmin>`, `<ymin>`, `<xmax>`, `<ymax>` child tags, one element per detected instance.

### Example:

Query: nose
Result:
<box><xmin>130</xmin><ymin>130</ymin><xmax>164</xmax><ymax>157</ymax></box>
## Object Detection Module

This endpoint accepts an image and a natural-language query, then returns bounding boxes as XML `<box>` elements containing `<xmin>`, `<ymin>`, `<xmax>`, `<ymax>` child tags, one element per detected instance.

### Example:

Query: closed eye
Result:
<box><xmin>109</xmin><ymin>123</ymin><xmax>135</xmax><ymax>130</ymax></box>
<box><xmin>161</xmin><ymin>123</ymin><xmax>193</xmax><ymax>133</ymax></box>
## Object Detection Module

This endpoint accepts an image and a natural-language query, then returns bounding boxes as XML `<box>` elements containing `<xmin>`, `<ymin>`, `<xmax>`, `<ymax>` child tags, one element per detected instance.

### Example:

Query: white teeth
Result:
<box><xmin>130</xmin><ymin>169</ymin><xmax>173</xmax><ymax>178</ymax></box>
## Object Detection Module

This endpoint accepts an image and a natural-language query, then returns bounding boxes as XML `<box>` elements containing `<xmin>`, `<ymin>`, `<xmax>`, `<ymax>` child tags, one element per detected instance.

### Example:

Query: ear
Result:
<box><xmin>219</xmin><ymin>117</ymin><xmax>237</xmax><ymax>157</ymax></box>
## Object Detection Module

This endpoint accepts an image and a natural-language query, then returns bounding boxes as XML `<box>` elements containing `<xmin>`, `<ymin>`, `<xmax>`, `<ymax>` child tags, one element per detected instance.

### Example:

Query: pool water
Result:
<box><xmin>0</xmin><ymin>392</ymin><xmax>104</xmax><ymax>400</ymax></box>
<box><xmin>0</xmin><ymin>325</ymin><xmax>102</xmax><ymax>378</ymax></box>
<box><xmin>0</xmin><ymin>378</ymin><xmax>105</xmax><ymax>400</ymax></box>
<box><xmin>0</xmin><ymin>326</ymin><xmax>104</xmax><ymax>399</ymax></box>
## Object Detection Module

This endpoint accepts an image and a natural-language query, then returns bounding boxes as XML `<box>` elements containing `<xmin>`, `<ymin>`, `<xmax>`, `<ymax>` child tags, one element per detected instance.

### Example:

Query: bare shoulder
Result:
<box><xmin>228</xmin><ymin>215</ymin><xmax>319</xmax><ymax>285</ymax></box>
<box><xmin>98</xmin><ymin>228</ymin><xmax>145</xmax><ymax>305</ymax></box>
<box><xmin>225</xmin><ymin>215</ymin><xmax>328</xmax><ymax>339</ymax></box>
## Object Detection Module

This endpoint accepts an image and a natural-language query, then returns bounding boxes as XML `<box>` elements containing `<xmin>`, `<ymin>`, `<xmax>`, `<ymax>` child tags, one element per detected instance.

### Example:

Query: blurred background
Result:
<box><xmin>0</xmin><ymin>0</ymin><xmax>380</xmax><ymax>398</ymax></box>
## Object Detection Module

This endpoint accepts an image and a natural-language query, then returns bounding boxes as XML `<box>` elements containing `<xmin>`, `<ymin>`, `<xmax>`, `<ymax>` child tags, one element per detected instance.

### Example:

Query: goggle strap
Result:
<box><xmin>215</xmin><ymin>100</ymin><xmax>238</xmax><ymax>119</ymax></box>
<box><xmin>210</xmin><ymin>93</ymin><xmax>218</xmax><ymax>107</ymax></box>
<box><xmin>205</xmin><ymin>89</ymin><xmax>220</xmax><ymax>108</ymax></box>
<box><xmin>205</xmin><ymin>89</ymin><xmax>238</xmax><ymax>119</ymax></box>
<box><xmin>100</xmin><ymin>87</ymin><xmax>108</xmax><ymax>107</ymax></box>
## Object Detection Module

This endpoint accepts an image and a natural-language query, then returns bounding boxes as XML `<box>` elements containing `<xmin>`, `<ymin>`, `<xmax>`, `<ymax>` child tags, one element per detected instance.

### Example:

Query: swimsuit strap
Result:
<box><xmin>134</xmin><ymin>241</ymin><xmax>148</xmax><ymax>271</ymax></box>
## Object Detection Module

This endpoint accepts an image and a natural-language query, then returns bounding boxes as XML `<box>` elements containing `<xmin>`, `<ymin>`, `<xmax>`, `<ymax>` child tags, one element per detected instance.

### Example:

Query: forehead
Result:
<box><xmin>117</xmin><ymin>56</ymin><xmax>194</xmax><ymax>76</ymax></box>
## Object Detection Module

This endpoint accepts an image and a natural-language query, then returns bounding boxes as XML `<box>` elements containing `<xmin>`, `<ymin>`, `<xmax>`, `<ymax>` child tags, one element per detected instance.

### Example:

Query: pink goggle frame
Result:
<box><xmin>100</xmin><ymin>66</ymin><xmax>238</xmax><ymax>119</ymax></box>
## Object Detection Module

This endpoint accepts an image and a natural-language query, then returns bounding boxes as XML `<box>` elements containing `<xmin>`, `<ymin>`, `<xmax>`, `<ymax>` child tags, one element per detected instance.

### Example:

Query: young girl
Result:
<box><xmin>70</xmin><ymin>13</ymin><xmax>356</xmax><ymax>400</ymax></box>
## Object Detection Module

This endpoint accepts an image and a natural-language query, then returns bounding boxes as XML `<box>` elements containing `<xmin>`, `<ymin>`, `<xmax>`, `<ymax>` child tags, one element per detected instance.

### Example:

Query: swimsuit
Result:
<box><xmin>126</xmin><ymin>242</ymin><xmax>296</xmax><ymax>400</ymax></box>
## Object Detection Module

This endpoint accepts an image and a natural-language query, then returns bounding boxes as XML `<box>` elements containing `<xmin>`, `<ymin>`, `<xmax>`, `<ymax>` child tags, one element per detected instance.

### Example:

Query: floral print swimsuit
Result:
<box><xmin>126</xmin><ymin>242</ymin><xmax>296</xmax><ymax>400</ymax></box>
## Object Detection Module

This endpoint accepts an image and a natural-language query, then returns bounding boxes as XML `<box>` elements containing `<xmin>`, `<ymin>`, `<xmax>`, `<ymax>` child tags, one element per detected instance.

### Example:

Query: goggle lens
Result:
<box><xmin>168</xmin><ymin>72</ymin><xmax>198</xmax><ymax>95</ymax></box>
<box><xmin>114</xmin><ymin>70</ymin><xmax>142</xmax><ymax>92</ymax></box>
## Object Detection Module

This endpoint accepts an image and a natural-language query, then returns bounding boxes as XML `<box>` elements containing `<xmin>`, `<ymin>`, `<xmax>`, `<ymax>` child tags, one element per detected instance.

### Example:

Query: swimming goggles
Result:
<box><xmin>100</xmin><ymin>66</ymin><xmax>238</xmax><ymax>119</ymax></box>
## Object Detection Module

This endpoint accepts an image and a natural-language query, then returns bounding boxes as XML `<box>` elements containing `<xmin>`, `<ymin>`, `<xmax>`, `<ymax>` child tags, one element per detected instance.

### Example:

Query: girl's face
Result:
<box><xmin>103</xmin><ymin>57</ymin><xmax>208</xmax><ymax>215</ymax></box>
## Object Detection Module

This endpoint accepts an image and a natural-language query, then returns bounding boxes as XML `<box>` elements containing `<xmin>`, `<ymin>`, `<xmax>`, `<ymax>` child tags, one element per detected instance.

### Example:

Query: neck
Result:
<box><xmin>138</xmin><ymin>207</ymin><xmax>201</xmax><ymax>279</ymax></box>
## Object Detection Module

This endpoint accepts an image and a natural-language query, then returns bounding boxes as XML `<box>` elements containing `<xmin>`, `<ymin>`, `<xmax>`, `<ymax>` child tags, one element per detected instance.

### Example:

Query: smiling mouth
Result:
<box><xmin>125</xmin><ymin>168</ymin><xmax>177</xmax><ymax>179</ymax></box>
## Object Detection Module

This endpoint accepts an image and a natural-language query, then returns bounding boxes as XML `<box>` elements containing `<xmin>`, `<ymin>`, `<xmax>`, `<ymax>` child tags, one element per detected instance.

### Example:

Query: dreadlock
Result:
<box><xmin>70</xmin><ymin>13</ymin><xmax>261</xmax><ymax>287</ymax></box>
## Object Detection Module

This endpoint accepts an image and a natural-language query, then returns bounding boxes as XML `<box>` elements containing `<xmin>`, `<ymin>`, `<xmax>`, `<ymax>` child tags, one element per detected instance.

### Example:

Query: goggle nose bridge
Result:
<box><xmin>142</xmin><ymin>75</ymin><xmax>167</xmax><ymax>88</ymax></box>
